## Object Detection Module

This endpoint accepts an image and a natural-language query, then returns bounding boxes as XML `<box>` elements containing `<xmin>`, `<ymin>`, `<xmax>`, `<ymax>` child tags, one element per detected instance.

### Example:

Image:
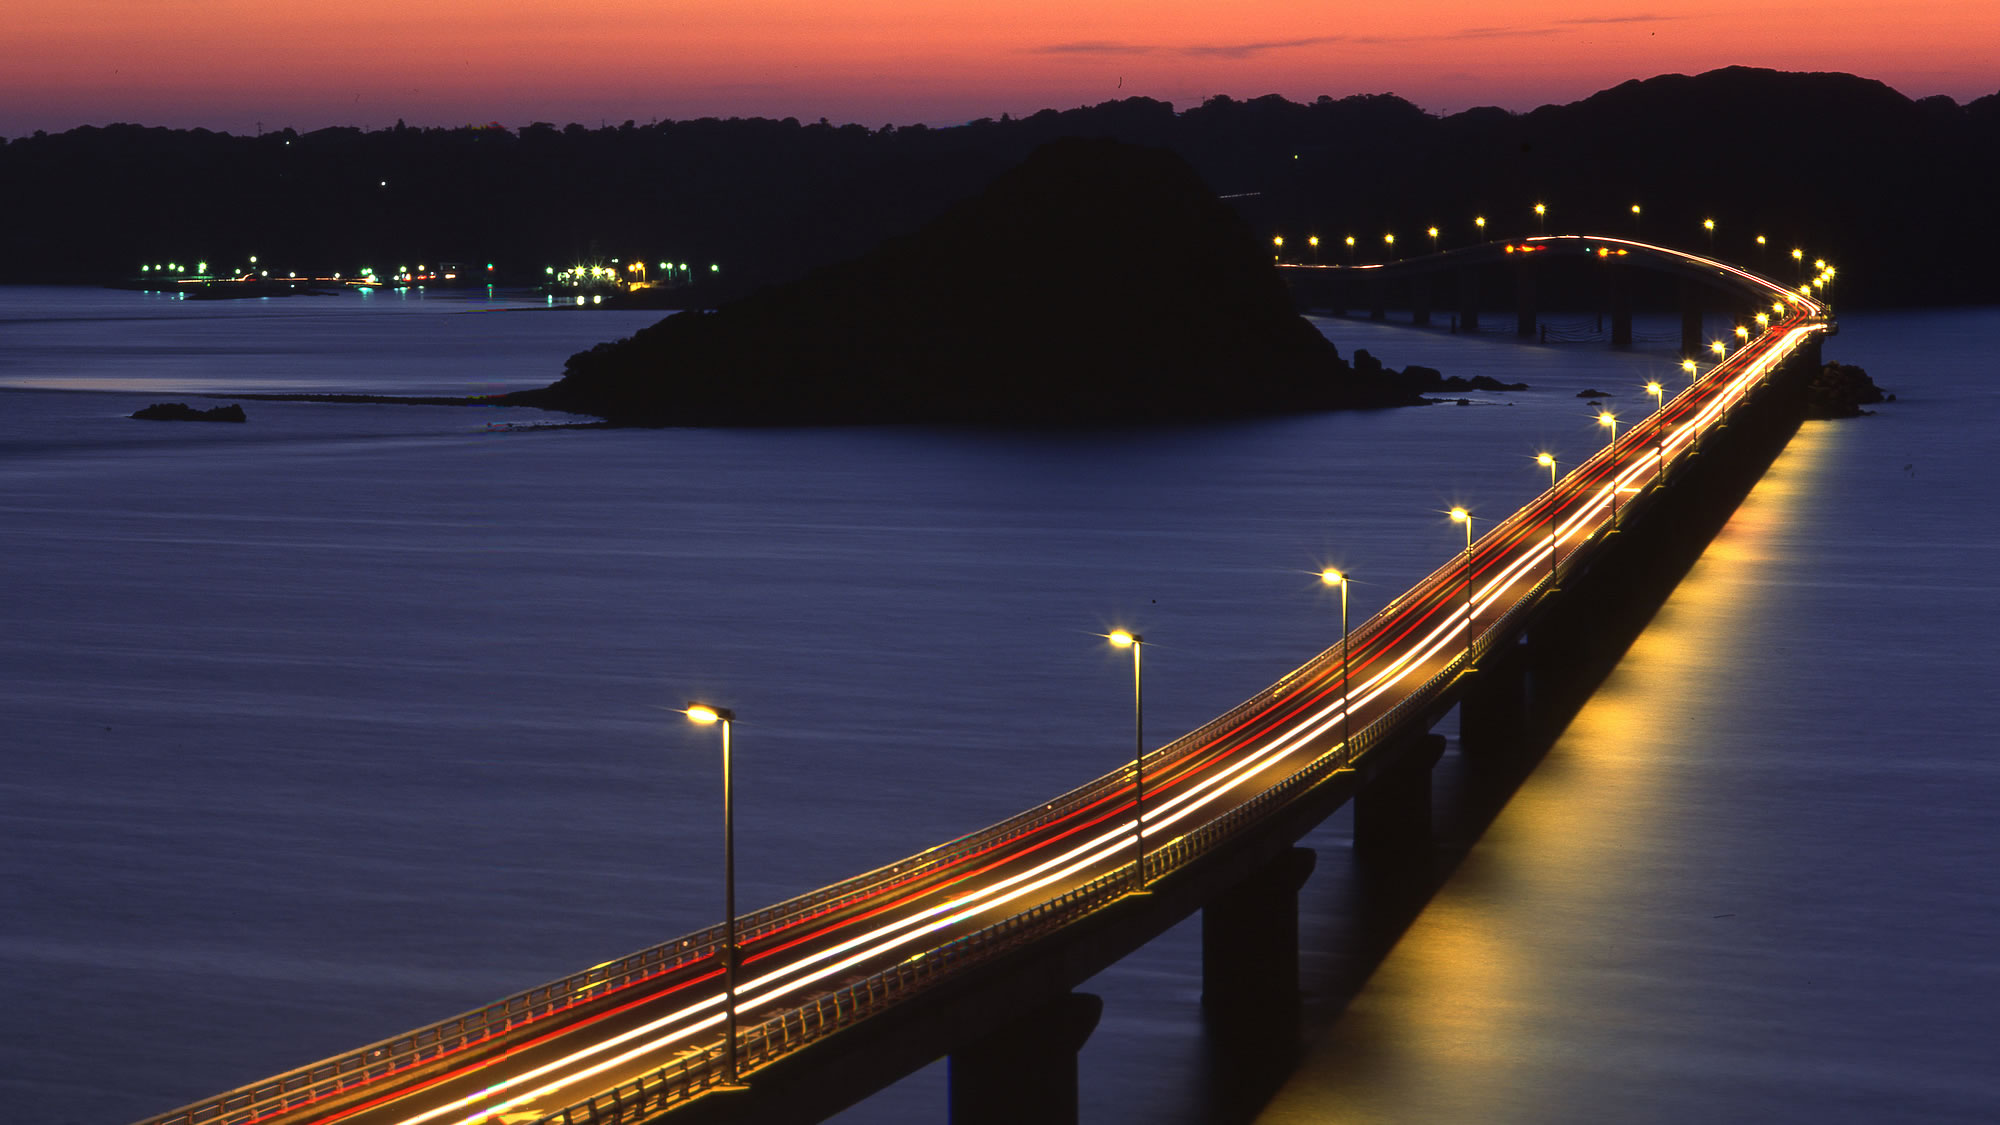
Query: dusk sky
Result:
<box><xmin>5</xmin><ymin>0</ymin><xmax>1996</xmax><ymax>137</ymax></box>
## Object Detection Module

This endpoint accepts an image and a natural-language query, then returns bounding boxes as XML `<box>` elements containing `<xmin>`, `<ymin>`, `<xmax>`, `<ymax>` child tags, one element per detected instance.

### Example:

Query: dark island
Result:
<box><xmin>131</xmin><ymin>402</ymin><xmax>247</xmax><ymax>422</ymax></box>
<box><xmin>500</xmin><ymin>139</ymin><xmax>1426</xmax><ymax>426</ymax></box>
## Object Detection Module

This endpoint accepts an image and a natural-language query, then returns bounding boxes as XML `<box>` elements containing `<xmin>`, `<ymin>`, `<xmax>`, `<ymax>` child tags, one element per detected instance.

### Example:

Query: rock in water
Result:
<box><xmin>505</xmin><ymin>139</ymin><xmax>1426</xmax><ymax>426</ymax></box>
<box><xmin>1805</xmin><ymin>362</ymin><xmax>1887</xmax><ymax>418</ymax></box>
<box><xmin>131</xmin><ymin>402</ymin><xmax>247</xmax><ymax>422</ymax></box>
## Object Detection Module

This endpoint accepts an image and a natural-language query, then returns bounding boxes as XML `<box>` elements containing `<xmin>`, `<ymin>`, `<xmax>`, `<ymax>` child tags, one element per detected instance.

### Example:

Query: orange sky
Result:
<box><xmin>4</xmin><ymin>0</ymin><xmax>1995</xmax><ymax>135</ymax></box>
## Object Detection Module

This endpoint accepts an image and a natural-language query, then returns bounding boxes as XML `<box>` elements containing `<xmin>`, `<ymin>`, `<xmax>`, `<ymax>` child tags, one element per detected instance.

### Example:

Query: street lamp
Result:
<box><xmin>1647</xmin><ymin>380</ymin><xmax>1664</xmax><ymax>413</ymax></box>
<box><xmin>1384</xmin><ymin>232</ymin><xmax>1396</xmax><ymax>259</ymax></box>
<box><xmin>1734</xmin><ymin>325</ymin><xmax>1750</xmax><ymax>342</ymax></box>
<box><xmin>1703</xmin><ymin>217</ymin><xmax>1716</xmax><ymax>252</ymax></box>
<box><xmin>1598</xmin><ymin>412</ymin><xmax>1620</xmax><ymax>526</ymax></box>
<box><xmin>1427</xmin><ymin>226</ymin><xmax>1440</xmax><ymax>253</ymax></box>
<box><xmin>1320</xmin><ymin>569</ymin><xmax>1351</xmax><ymax>750</ymax></box>
<box><xmin>1106</xmin><ymin>630</ymin><xmax>1147</xmax><ymax>890</ymax></box>
<box><xmin>1630</xmin><ymin>203</ymin><xmax>1642</xmax><ymax>233</ymax></box>
<box><xmin>684</xmin><ymin>702</ymin><xmax>746</xmax><ymax>1088</ymax></box>
<box><xmin>1308</xmin><ymin>234</ymin><xmax>1320</xmax><ymax>263</ymax></box>
<box><xmin>1449</xmin><ymin>507</ymin><xmax>1475</xmax><ymax>645</ymax></box>
<box><xmin>1534</xmin><ymin>455</ymin><xmax>1559</xmax><ymax>581</ymax></box>
<box><xmin>1681</xmin><ymin>357</ymin><xmax>1699</xmax><ymax>383</ymax></box>
<box><xmin>1273</xmin><ymin>235</ymin><xmax>1284</xmax><ymax>261</ymax></box>
<box><xmin>1533</xmin><ymin>202</ymin><xmax>1547</xmax><ymax>235</ymax></box>
<box><xmin>1344</xmin><ymin>235</ymin><xmax>1356</xmax><ymax>265</ymax></box>
<box><xmin>1710</xmin><ymin>340</ymin><xmax>1727</xmax><ymax>359</ymax></box>
<box><xmin>1474</xmin><ymin>216</ymin><xmax>1487</xmax><ymax>241</ymax></box>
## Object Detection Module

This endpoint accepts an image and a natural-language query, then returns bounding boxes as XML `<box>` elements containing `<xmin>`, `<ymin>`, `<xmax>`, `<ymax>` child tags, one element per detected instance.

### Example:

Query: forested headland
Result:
<box><xmin>4</xmin><ymin>67</ymin><xmax>1997</xmax><ymax>308</ymax></box>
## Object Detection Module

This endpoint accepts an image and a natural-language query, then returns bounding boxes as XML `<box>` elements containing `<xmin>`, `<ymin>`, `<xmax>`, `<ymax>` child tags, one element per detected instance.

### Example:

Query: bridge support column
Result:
<box><xmin>1412</xmin><ymin>276</ymin><xmax>1432</xmax><ymax>327</ymax></box>
<box><xmin>1610</xmin><ymin>262</ymin><xmax>1633</xmax><ymax>349</ymax></box>
<box><xmin>1368</xmin><ymin>277</ymin><xmax>1386</xmax><ymax>321</ymax></box>
<box><xmin>1515</xmin><ymin>260</ymin><xmax>1537</xmax><ymax>339</ymax></box>
<box><xmin>1458</xmin><ymin>268</ymin><xmax>1480</xmax><ymax>333</ymax></box>
<box><xmin>1458</xmin><ymin>648</ymin><xmax>1531</xmax><ymax>761</ymax></box>
<box><xmin>1680</xmin><ymin>281</ymin><xmax>1705</xmax><ymax>359</ymax></box>
<box><xmin>948</xmin><ymin>991</ymin><xmax>1101</xmax><ymax>1125</ymax></box>
<box><xmin>1354</xmin><ymin>732</ymin><xmax>1445</xmax><ymax>859</ymax></box>
<box><xmin>1202</xmin><ymin>846</ymin><xmax>1316</xmax><ymax>1051</ymax></box>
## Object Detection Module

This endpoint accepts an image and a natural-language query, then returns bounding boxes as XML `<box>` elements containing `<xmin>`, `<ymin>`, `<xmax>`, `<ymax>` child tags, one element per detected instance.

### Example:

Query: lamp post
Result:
<box><xmin>1321</xmin><ymin>569</ymin><xmax>1351</xmax><ymax>750</ymax></box>
<box><xmin>1106</xmin><ymin>630</ymin><xmax>1147</xmax><ymax>889</ymax></box>
<box><xmin>1384</xmin><ymin>232</ymin><xmax>1396</xmax><ymax>260</ymax></box>
<box><xmin>1647</xmin><ymin>382</ymin><xmax>1667</xmax><ymax>484</ymax></box>
<box><xmin>1345</xmin><ymin>235</ymin><xmax>1356</xmax><ymax>265</ymax></box>
<box><xmin>684</xmin><ymin>702</ymin><xmax>745</xmax><ymax>1088</ymax></box>
<box><xmin>1427</xmin><ymin>226</ymin><xmax>1440</xmax><ymax>253</ymax></box>
<box><xmin>1273</xmin><ymin>234</ymin><xmax>1284</xmax><ymax>262</ymax></box>
<box><xmin>1535</xmin><ymin>454</ymin><xmax>1559</xmax><ymax>581</ymax></box>
<box><xmin>1449</xmin><ymin>507</ymin><xmax>1475</xmax><ymax>648</ymax></box>
<box><xmin>1533</xmin><ymin>202</ymin><xmax>1547</xmax><ymax>235</ymax></box>
<box><xmin>1630</xmin><ymin>203</ymin><xmax>1642</xmax><ymax>234</ymax></box>
<box><xmin>1474</xmin><ymin>216</ymin><xmax>1487</xmax><ymax>242</ymax></box>
<box><xmin>1598</xmin><ymin>412</ymin><xmax>1620</xmax><ymax>527</ymax></box>
<box><xmin>1308</xmin><ymin>235</ymin><xmax>1320</xmax><ymax>264</ymax></box>
<box><xmin>1703</xmin><ymin>217</ymin><xmax>1716</xmax><ymax>253</ymax></box>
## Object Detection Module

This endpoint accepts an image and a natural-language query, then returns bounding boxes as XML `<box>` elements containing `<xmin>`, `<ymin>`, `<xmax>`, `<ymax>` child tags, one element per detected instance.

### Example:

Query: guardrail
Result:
<box><xmin>138</xmin><ymin>314</ymin><xmax>1819</xmax><ymax>1125</ymax></box>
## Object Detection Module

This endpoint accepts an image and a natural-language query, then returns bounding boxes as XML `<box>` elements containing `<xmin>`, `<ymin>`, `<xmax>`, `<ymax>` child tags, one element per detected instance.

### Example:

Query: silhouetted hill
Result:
<box><xmin>3</xmin><ymin>67</ymin><xmax>1996</xmax><ymax>305</ymax></box>
<box><xmin>504</xmin><ymin>140</ymin><xmax>1420</xmax><ymax>425</ymax></box>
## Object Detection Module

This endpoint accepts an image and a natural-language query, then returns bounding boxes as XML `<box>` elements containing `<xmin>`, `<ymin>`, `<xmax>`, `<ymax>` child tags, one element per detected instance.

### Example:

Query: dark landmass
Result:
<box><xmin>1805</xmin><ymin>362</ymin><xmax>1891</xmax><ymax>418</ymax></box>
<box><xmin>503</xmin><ymin>140</ymin><xmax>1424</xmax><ymax>426</ymax></box>
<box><xmin>4</xmin><ymin>67</ymin><xmax>1997</xmax><ymax>308</ymax></box>
<box><xmin>131</xmin><ymin>402</ymin><xmax>246</xmax><ymax>422</ymax></box>
<box><xmin>1578</xmin><ymin>389</ymin><xmax>1613</xmax><ymax>398</ymax></box>
<box><xmin>230</xmin><ymin>392</ymin><xmax>515</xmax><ymax>406</ymax></box>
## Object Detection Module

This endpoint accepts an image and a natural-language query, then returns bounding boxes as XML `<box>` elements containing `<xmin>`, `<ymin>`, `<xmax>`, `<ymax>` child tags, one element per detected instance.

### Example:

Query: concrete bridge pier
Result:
<box><xmin>1457</xmin><ymin>646</ymin><xmax>1533</xmax><ymax>761</ymax></box>
<box><xmin>1201</xmin><ymin>847</ymin><xmax>1317</xmax><ymax>1051</ymax></box>
<box><xmin>1610</xmin><ymin>262</ymin><xmax>1634</xmax><ymax>349</ymax></box>
<box><xmin>1353</xmin><ymin>732</ymin><xmax>1446</xmax><ymax>860</ymax></box>
<box><xmin>1412</xmin><ymin>276</ymin><xmax>1432</xmax><ymax>327</ymax></box>
<box><xmin>1680</xmin><ymin>280</ymin><xmax>1705</xmax><ymax>358</ymax></box>
<box><xmin>1368</xmin><ymin>277</ymin><xmax>1387</xmax><ymax>321</ymax></box>
<box><xmin>1458</xmin><ymin>268</ymin><xmax>1480</xmax><ymax>333</ymax></box>
<box><xmin>948</xmin><ymin>991</ymin><xmax>1102</xmax><ymax>1125</ymax></box>
<box><xmin>1515</xmin><ymin>260</ymin><xmax>1537</xmax><ymax>339</ymax></box>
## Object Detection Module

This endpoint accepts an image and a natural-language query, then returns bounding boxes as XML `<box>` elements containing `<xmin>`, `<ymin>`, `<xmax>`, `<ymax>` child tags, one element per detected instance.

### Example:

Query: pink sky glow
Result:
<box><xmin>3</xmin><ymin>0</ymin><xmax>1995</xmax><ymax>136</ymax></box>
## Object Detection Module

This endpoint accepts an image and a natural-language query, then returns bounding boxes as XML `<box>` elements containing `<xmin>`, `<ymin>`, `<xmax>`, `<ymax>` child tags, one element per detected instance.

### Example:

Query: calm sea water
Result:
<box><xmin>1</xmin><ymin>288</ymin><xmax>1992</xmax><ymax>1123</ymax></box>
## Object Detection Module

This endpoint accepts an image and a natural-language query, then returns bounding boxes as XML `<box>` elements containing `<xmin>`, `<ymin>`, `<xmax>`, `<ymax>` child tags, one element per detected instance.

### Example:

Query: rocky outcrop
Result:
<box><xmin>1805</xmin><ymin>362</ymin><xmax>1890</xmax><ymax>418</ymax></box>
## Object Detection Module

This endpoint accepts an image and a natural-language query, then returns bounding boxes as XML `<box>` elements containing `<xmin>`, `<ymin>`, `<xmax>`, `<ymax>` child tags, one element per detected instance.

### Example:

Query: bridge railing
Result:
<box><xmin>129</xmin><ymin>933</ymin><xmax>737</xmax><ymax>1125</ymax></box>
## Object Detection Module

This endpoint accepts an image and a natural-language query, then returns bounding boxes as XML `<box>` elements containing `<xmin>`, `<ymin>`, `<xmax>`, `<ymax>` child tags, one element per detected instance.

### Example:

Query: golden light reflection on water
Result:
<box><xmin>1258</xmin><ymin>422</ymin><xmax>1841</xmax><ymax>1123</ymax></box>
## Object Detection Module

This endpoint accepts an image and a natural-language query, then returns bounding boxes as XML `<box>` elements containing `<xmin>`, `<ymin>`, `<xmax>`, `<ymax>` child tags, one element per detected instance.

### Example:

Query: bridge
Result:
<box><xmin>135</xmin><ymin>239</ymin><xmax>1834</xmax><ymax>1125</ymax></box>
<box><xmin>1279</xmin><ymin>234</ymin><xmax>1834</xmax><ymax>355</ymax></box>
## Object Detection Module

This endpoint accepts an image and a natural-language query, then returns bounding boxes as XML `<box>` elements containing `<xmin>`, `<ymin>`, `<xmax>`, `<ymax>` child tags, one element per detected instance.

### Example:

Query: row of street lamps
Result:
<box><xmin>1271</xmin><ymin>206</ymin><xmax>1824</xmax><ymax>271</ymax></box>
<box><xmin>675</xmin><ymin>359</ymin><xmax>1756</xmax><ymax>1083</ymax></box>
